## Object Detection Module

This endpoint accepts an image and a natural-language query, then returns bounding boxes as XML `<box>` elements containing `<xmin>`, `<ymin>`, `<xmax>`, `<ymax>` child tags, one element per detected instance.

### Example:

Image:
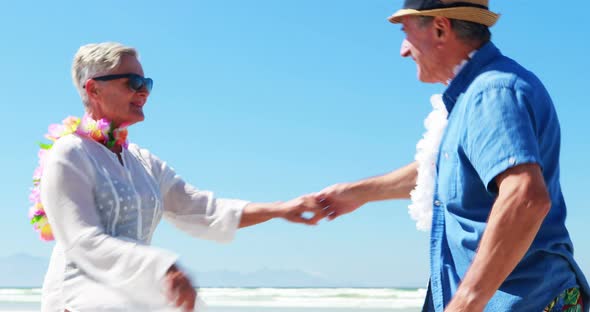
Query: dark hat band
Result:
<box><xmin>403</xmin><ymin>0</ymin><xmax>488</xmax><ymax>11</ymax></box>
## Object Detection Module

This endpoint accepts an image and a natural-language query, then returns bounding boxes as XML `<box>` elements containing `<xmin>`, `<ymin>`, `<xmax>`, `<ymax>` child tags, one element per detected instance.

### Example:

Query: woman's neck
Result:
<box><xmin>77</xmin><ymin>113</ymin><xmax>129</xmax><ymax>152</ymax></box>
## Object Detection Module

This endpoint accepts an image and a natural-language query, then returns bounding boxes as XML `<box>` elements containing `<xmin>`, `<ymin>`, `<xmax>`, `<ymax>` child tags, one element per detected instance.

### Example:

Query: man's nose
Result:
<box><xmin>400</xmin><ymin>39</ymin><xmax>411</xmax><ymax>57</ymax></box>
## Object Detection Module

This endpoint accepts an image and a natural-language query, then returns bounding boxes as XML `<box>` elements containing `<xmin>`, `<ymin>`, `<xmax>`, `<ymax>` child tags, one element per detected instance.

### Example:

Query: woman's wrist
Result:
<box><xmin>239</xmin><ymin>202</ymin><xmax>285</xmax><ymax>228</ymax></box>
<box><xmin>251</xmin><ymin>202</ymin><xmax>285</xmax><ymax>217</ymax></box>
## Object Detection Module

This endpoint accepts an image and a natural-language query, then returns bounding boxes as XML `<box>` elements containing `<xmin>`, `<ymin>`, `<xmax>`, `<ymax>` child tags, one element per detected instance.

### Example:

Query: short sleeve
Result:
<box><xmin>464</xmin><ymin>87</ymin><xmax>542</xmax><ymax>193</ymax></box>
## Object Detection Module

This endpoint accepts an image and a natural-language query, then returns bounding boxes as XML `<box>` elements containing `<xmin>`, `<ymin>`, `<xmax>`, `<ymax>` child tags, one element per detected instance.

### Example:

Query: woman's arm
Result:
<box><xmin>239</xmin><ymin>195</ymin><xmax>326</xmax><ymax>228</ymax></box>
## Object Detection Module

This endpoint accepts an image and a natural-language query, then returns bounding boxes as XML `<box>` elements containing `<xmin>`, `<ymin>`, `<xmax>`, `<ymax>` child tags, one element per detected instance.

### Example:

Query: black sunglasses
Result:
<box><xmin>89</xmin><ymin>73</ymin><xmax>153</xmax><ymax>92</ymax></box>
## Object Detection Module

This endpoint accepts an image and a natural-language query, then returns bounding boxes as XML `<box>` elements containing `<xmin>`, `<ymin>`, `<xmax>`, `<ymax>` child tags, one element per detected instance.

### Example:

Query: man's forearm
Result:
<box><xmin>349</xmin><ymin>161</ymin><xmax>418</xmax><ymax>203</ymax></box>
<box><xmin>448</xmin><ymin>166</ymin><xmax>551</xmax><ymax>310</ymax></box>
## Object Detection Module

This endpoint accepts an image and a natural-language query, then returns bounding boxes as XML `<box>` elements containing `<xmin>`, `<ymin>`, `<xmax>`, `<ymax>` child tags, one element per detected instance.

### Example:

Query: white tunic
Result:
<box><xmin>40</xmin><ymin>134</ymin><xmax>247</xmax><ymax>312</ymax></box>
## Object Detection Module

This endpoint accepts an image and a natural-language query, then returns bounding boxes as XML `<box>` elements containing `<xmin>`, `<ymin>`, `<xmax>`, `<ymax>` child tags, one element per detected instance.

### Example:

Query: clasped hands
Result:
<box><xmin>276</xmin><ymin>182</ymin><xmax>368</xmax><ymax>225</ymax></box>
<box><xmin>164</xmin><ymin>182</ymin><xmax>365</xmax><ymax>311</ymax></box>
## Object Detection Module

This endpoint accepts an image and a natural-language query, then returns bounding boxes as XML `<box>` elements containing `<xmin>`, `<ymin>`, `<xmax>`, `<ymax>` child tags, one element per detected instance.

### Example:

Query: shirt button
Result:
<box><xmin>434</xmin><ymin>200</ymin><xmax>442</xmax><ymax>207</ymax></box>
<box><xmin>508</xmin><ymin>157</ymin><xmax>517</xmax><ymax>165</ymax></box>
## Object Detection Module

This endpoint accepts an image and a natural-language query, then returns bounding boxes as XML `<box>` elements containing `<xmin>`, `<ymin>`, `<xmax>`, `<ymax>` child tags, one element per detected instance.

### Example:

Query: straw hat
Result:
<box><xmin>388</xmin><ymin>0</ymin><xmax>500</xmax><ymax>27</ymax></box>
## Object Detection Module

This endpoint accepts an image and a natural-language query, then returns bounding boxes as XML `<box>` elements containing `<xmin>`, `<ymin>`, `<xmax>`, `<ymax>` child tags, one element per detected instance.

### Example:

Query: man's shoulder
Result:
<box><xmin>470</xmin><ymin>54</ymin><xmax>546</xmax><ymax>96</ymax></box>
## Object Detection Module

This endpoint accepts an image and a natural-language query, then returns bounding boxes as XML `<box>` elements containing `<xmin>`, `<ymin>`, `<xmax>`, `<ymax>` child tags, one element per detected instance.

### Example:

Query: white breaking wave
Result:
<box><xmin>201</xmin><ymin>287</ymin><xmax>426</xmax><ymax>308</ymax></box>
<box><xmin>0</xmin><ymin>288</ymin><xmax>41</xmax><ymax>302</ymax></box>
<box><xmin>0</xmin><ymin>287</ymin><xmax>426</xmax><ymax>309</ymax></box>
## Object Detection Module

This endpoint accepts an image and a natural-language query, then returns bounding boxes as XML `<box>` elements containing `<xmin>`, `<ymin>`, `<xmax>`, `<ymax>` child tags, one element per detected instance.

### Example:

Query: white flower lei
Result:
<box><xmin>408</xmin><ymin>54</ymin><xmax>474</xmax><ymax>231</ymax></box>
<box><xmin>408</xmin><ymin>94</ymin><xmax>449</xmax><ymax>231</ymax></box>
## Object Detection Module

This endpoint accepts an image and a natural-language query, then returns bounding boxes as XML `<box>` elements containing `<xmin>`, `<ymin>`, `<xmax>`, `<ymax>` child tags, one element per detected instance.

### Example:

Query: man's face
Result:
<box><xmin>399</xmin><ymin>16</ymin><xmax>446</xmax><ymax>83</ymax></box>
<box><xmin>87</xmin><ymin>54</ymin><xmax>150</xmax><ymax>127</ymax></box>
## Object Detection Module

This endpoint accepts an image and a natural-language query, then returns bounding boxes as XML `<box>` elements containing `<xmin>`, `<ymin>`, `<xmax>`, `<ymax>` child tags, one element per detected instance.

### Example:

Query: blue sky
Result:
<box><xmin>1</xmin><ymin>1</ymin><xmax>588</xmax><ymax>287</ymax></box>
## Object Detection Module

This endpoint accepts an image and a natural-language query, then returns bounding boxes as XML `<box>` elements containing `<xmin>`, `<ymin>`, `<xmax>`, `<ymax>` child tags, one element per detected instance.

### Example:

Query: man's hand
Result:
<box><xmin>277</xmin><ymin>195</ymin><xmax>328</xmax><ymax>225</ymax></box>
<box><xmin>165</xmin><ymin>264</ymin><xmax>196</xmax><ymax>312</ymax></box>
<box><xmin>312</xmin><ymin>163</ymin><xmax>418</xmax><ymax>221</ymax></box>
<box><xmin>444</xmin><ymin>292</ymin><xmax>483</xmax><ymax>312</ymax></box>
<box><xmin>315</xmin><ymin>183</ymin><xmax>369</xmax><ymax>221</ymax></box>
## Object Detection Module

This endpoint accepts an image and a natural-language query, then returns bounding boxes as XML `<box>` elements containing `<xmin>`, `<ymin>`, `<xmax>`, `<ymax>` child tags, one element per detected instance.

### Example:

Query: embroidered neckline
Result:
<box><xmin>29</xmin><ymin>114</ymin><xmax>129</xmax><ymax>241</ymax></box>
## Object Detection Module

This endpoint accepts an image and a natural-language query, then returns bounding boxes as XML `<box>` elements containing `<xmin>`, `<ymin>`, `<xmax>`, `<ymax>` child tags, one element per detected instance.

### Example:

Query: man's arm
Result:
<box><xmin>316</xmin><ymin>161</ymin><xmax>418</xmax><ymax>220</ymax></box>
<box><xmin>445</xmin><ymin>163</ymin><xmax>551</xmax><ymax>312</ymax></box>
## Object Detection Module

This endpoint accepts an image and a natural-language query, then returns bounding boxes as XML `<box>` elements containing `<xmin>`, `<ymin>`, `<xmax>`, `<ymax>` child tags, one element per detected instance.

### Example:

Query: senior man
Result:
<box><xmin>317</xmin><ymin>1</ymin><xmax>589</xmax><ymax>311</ymax></box>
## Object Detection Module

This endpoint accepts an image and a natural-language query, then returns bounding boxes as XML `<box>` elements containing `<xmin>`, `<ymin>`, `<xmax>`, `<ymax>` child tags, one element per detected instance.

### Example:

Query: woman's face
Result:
<box><xmin>86</xmin><ymin>54</ymin><xmax>150</xmax><ymax>127</ymax></box>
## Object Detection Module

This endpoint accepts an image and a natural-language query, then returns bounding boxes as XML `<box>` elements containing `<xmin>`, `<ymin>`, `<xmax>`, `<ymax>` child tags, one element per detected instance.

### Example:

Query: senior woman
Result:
<box><xmin>37</xmin><ymin>42</ymin><xmax>325</xmax><ymax>312</ymax></box>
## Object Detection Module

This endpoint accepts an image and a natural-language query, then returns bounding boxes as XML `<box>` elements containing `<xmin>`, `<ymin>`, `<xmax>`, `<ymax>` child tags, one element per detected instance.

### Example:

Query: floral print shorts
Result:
<box><xmin>543</xmin><ymin>287</ymin><xmax>583</xmax><ymax>312</ymax></box>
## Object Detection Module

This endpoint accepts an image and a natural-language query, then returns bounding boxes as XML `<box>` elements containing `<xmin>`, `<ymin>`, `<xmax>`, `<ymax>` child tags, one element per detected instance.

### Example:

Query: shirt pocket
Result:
<box><xmin>437</xmin><ymin>148</ymin><xmax>458</xmax><ymax>202</ymax></box>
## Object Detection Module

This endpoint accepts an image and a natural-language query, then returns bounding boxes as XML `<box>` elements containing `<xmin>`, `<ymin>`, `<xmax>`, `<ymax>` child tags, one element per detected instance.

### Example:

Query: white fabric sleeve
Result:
<box><xmin>162</xmin><ymin>178</ymin><xmax>247</xmax><ymax>243</ymax></box>
<box><xmin>41</xmin><ymin>138</ymin><xmax>178</xmax><ymax>305</ymax></box>
<box><xmin>138</xmin><ymin>147</ymin><xmax>247</xmax><ymax>243</ymax></box>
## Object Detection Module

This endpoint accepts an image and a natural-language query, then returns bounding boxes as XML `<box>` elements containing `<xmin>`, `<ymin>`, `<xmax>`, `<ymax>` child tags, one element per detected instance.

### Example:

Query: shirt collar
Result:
<box><xmin>442</xmin><ymin>41</ymin><xmax>502</xmax><ymax>113</ymax></box>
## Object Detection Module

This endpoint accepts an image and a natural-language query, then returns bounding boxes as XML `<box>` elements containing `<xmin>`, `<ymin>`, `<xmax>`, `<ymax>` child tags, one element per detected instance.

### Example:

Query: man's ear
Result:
<box><xmin>433</xmin><ymin>16</ymin><xmax>452</xmax><ymax>40</ymax></box>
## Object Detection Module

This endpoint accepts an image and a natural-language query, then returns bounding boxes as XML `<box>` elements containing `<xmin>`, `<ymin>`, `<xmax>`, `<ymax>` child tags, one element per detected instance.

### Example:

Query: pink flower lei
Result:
<box><xmin>29</xmin><ymin>114</ymin><xmax>129</xmax><ymax>241</ymax></box>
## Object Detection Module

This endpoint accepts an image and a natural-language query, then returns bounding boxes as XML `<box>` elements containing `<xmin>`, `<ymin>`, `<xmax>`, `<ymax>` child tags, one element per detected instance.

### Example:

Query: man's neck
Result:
<box><xmin>442</xmin><ymin>41</ymin><xmax>484</xmax><ymax>85</ymax></box>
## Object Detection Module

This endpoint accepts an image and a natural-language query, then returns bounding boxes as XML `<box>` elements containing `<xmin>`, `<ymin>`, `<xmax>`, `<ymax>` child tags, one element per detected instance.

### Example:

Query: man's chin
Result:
<box><xmin>417</xmin><ymin>71</ymin><xmax>429</xmax><ymax>83</ymax></box>
<box><xmin>417</xmin><ymin>74</ymin><xmax>441</xmax><ymax>84</ymax></box>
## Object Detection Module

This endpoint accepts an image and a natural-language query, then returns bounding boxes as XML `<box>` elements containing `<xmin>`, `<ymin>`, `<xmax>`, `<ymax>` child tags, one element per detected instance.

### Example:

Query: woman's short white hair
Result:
<box><xmin>72</xmin><ymin>42</ymin><xmax>138</xmax><ymax>108</ymax></box>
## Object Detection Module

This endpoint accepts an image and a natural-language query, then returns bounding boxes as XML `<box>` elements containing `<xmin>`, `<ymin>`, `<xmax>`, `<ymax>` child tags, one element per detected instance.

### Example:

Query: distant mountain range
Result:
<box><xmin>0</xmin><ymin>253</ymin><xmax>346</xmax><ymax>288</ymax></box>
<box><xmin>193</xmin><ymin>268</ymin><xmax>339</xmax><ymax>288</ymax></box>
<box><xmin>0</xmin><ymin>253</ymin><xmax>49</xmax><ymax>287</ymax></box>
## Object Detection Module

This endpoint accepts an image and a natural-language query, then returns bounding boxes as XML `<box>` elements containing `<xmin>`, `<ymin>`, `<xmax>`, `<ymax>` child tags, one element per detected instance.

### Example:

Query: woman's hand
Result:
<box><xmin>165</xmin><ymin>264</ymin><xmax>197</xmax><ymax>312</ymax></box>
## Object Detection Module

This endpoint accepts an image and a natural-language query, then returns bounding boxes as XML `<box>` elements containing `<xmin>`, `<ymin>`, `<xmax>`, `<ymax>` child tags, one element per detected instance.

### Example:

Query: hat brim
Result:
<box><xmin>388</xmin><ymin>7</ymin><xmax>500</xmax><ymax>27</ymax></box>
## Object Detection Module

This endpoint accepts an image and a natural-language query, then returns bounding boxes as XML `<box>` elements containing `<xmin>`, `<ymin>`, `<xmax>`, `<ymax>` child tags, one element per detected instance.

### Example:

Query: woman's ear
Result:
<box><xmin>85</xmin><ymin>79</ymin><xmax>100</xmax><ymax>100</ymax></box>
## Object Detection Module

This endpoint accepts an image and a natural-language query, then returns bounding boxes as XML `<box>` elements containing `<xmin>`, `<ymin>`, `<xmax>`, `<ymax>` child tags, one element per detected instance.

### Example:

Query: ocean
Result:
<box><xmin>0</xmin><ymin>287</ymin><xmax>425</xmax><ymax>311</ymax></box>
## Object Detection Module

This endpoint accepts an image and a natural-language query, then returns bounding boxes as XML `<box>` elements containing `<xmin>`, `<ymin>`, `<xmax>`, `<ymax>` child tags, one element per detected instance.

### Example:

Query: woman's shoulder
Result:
<box><xmin>43</xmin><ymin>134</ymin><xmax>95</xmax><ymax>176</ymax></box>
<box><xmin>127</xmin><ymin>144</ymin><xmax>176</xmax><ymax>182</ymax></box>
<box><xmin>49</xmin><ymin>134</ymin><xmax>86</xmax><ymax>159</ymax></box>
<box><xmin>127</xmin><ymin>143</ymin><xmax>168</xmax><ymax>171</ymax></box>
<box><xmin>128</xmin><ymin>143</ymin><xmax>160</xmax><ymax>163</ymax></box>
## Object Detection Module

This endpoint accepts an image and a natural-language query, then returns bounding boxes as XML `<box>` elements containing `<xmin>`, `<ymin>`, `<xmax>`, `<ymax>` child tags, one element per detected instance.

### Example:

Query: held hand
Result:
<box><xmin>278</xmin><ymin>194</ymin><xmax>328</xmax><ymax>225</ymax></box>
<box><xmin>315</xmin><ymin>183</ymin><xmax>368</xmax><ymax>221</ymax></box>
<box><xmin>165</xmin><ymin>264</ymin><xmax>197</xmax><ymax>312</ymax></box>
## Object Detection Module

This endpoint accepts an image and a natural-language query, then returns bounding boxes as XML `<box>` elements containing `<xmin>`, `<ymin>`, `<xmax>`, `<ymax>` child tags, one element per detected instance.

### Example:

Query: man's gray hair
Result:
<box><xmin>72</xmin><ymin>42</ymin><xmax>138</xmax><ymax>108</ymax></box>
<box><xmin>416</xmin><ymin>16</ymin><xmax>491</xmax><ymax>45</ymax></box>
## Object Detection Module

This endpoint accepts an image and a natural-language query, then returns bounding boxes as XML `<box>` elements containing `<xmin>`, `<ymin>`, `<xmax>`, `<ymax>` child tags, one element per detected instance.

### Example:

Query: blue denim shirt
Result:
<box><xmin>424</xmin><ymin>42</ymin><xmax>590</xmax><ymax>311</ymax></box>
